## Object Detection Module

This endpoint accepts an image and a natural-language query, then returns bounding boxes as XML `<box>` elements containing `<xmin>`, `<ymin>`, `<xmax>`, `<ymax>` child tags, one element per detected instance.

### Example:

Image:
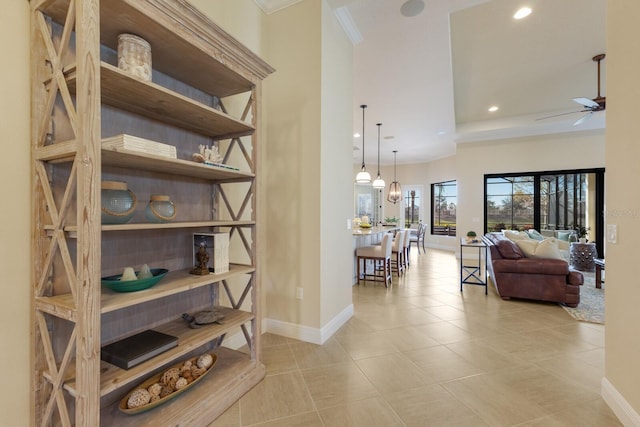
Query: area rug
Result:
<box><xmin>561</xmin><ymin>272</ymin><xmax>605</xmax><ymax>324</ymax></box>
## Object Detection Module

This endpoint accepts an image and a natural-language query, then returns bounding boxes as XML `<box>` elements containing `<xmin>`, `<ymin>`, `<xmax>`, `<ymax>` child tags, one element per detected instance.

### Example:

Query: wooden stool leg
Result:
<box><xmin>595</xmin><ymin>263</ymin><xmax>602</xmax><ymax>289</ymax></box>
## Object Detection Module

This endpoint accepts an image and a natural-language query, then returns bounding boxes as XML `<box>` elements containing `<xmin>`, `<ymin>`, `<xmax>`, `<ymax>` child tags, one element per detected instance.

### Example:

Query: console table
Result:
<box><xmin>460</xmin><ymin>238</ymin><xmax>488</xmax><ymax>294</ymax></box>
<box><xmin>569</xmin><ymin>242</ymin><xmax>598</xmax><ymax>272</ymax></box>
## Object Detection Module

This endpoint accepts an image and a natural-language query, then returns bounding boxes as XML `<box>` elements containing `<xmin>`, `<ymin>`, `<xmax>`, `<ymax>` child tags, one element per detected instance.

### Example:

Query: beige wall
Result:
<box><xmin>0</xmin><ymin>1</ymin><xmax>31</xmax><ymax>424</ymax></box>
<box><xmin>605</xmin><ymin>0</ymin><xmax>640</xmax><ymax>418</ymax></box>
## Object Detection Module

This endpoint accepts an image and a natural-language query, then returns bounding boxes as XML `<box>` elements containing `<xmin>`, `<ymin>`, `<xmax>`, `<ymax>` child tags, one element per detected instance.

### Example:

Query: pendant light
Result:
<box><xmin>387</xmin><ymin>150</ymin><xmax>402</xmax><ymax>204</ymax></box>
<box><xmin>355</xmin><ymin>104</ymin><xmax>371</xmax><ymax>183</ymax></box>
<box><xmin>372</xmin><ymin>123</ymin><xmax>385</xmax><ymax>188</ymax></box>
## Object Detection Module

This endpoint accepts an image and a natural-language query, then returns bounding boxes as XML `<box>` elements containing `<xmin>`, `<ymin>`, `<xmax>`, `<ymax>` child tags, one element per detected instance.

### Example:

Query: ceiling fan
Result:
<box><xmin>538</xmin><ymin>53</ymin><xmax>606</xmax><ymax>125</ymax></box>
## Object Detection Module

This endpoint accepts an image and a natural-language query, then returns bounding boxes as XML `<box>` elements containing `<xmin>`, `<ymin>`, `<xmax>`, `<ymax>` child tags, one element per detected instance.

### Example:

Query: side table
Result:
<box><xmin>460</xmin><ymin>237</ymin><xmax>488</xmax><ymax>294</ymax></box>
<box><xmin>569</xmin><ymin>242</ymin><xmax>598</xmax><ymax>272</ymax></box>
<box><xmin>594</xmin><ymin>258</ymin><xmax>605</xmax><ymax>289</ymax></box>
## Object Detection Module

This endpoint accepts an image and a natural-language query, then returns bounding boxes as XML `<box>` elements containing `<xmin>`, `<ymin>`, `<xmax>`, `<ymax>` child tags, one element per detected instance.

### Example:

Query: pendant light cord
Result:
<box><xmin>361</xmin><ymin>105</ymin><xmax>367</xmax><ymax>169</ymax></box>
<box><xmin>377</xmin><ymin>123</ymin><xmax>382</xmax><ymax>176</ymax></box>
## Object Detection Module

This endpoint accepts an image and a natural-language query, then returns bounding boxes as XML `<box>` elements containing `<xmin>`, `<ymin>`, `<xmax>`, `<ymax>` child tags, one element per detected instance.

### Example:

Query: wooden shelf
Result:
<box><xmin>35</xmin><ymin>265</ymin><xmax>255</xmax><ymax>320</ymax></box>
<box><xmin>45</xmin><ymin>221</ymin><xmax>255</xmax><ymax>235</ymax></box>
<box><xmin>102</xmin><ymin>146</ymin><xmax>253</xmax><ymax>181</ymax></box>
<box><xmin>66</xmin><ymin>63</ymin><xmax>254</xmax><ymax>140</ymax></box>
<box><xmin>100</xmin><ymin>265</ymin><xmax>255</xmax><ymax>314</ymax></box>
<box><xmin>38</xmin><ymin>0</ymin><xmax>274</xmax><ymax>97</ymax></box>
<box><xmin>100</xmin><ymin>347</ymin><xmax>265</xmax><ymax>425</ymax></box>
<box><xmin>57</xmin><ymin>309</ymin><xmax>254</xmax><ymax>397</ymax></box>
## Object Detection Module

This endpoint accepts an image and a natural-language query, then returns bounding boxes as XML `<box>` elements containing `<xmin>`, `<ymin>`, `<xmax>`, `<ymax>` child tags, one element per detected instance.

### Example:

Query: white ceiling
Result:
<box><xmin>257</xmin><ymin>0</ymin><xmax>607</xmax><ymax>166</ymax></box>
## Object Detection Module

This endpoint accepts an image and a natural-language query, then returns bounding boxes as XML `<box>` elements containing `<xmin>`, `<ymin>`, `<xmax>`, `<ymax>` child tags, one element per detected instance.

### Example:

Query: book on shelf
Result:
<box><xmin>203</xmin><ymin>160</ymin><xmax>240</xmax><ymax>171</ymax></box>
<box><xmin>100</xmin><ymin>329</ymin><xmax>179</xmax><ymax>370</ymax></box>
<box><xmin>102</xmin><ymin>134</ymin><xmax>177</xmax><ymax>159</ymax></box>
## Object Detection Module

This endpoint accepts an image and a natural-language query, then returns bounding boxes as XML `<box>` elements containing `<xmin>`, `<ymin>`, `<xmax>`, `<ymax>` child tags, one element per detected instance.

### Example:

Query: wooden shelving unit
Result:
<box><xmin>30</xmin><ymin>0</ymin><xmax>274</xmax><ymax>424</ymax></box>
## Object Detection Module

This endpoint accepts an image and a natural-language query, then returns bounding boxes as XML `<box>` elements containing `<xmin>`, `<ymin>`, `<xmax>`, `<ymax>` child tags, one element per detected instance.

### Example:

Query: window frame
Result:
<box><xmin>431</xmin><ymin>180</ymin><xmax>457</xmax><ymax>236</ymax></box>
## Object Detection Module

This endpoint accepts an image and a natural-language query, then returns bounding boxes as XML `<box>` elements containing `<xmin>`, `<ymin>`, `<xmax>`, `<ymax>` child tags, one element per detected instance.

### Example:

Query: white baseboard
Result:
<box><xmin>265</xmin><ymin>303</ymin><xmax>354</xmax><ymax>345</ymax></box>
<box><xmin>602</xmin><ymin>376</ymin><xmax>640</xmax><ymax>426</ymax></box>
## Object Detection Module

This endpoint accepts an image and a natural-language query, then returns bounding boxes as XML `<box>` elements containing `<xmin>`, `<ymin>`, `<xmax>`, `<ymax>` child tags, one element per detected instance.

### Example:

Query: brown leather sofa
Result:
<box><xmin>483</xmin><ymin>232</ymin><xmax>583</xmax><ymax>307</ymax></box>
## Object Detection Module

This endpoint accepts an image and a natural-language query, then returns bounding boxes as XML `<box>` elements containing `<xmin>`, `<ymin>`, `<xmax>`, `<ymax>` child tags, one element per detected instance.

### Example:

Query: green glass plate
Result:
<box><xmin>101</xmin><ymin>268</ymin><xmax>169</xmax><ymax>292</ymax></box>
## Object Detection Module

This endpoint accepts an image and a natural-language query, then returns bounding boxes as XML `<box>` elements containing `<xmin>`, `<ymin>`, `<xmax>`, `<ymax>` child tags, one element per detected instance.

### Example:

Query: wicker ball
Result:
<box><xmin>127</xmin><ymin>388</ymin><xmax>151</xmax><ymax>408</ymax></box>
<box><xmin>175</xmin><ymin>377</ymin><xmax>188</xmax><ymax>390</ymax></box>
<box><xmin>161</xmin><ymin>367</ymin><xmax>180</xmax><ymax>387</ymax></box>
<box><xmin>147</xmin><ymin>383</ymin><xmax>162</xmax><ymax>396</ymax></box>
<box><xmin>197</xmin><ymin>354</ymin><xmax>213</xmax><ymax>369</ymax></box>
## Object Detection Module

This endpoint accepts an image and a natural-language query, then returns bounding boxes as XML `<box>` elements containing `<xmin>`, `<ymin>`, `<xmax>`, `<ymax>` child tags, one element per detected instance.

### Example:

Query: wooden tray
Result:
<box><xmin>118</xmin><ymin>353</ymin><xmax>217</xmax><ymax>415</ymax></box>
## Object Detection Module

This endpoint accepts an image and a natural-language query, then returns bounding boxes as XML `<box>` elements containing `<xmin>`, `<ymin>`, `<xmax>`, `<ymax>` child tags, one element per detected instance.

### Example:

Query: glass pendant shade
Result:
<box><xmin>387</xmin><ymin>150</ymin><xmax>402</xmax><ymax>204</ymax></box>
<box><xmin>373</xmin><ymin>175</ymin><xmax>385</xmax><ymax>188</ymax></box>
<box><xmin>355</xmin><ymin>104</ymin><xmax>371</xmax><ymax>183</ymax></box>
<box><xmin>356</xmin><ymin>168</ymin><xmax>372</xmax><ymax>183</ymax></box>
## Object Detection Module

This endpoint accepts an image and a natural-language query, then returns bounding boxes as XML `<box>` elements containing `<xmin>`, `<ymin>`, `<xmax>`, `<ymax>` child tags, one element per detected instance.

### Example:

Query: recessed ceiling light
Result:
<box><xmin>384</xmin><ymin>136</ymin><xmax>395</xmax><ymax>140</ymax></box>
<box><xmin>514</xmin><ymin>7</ymin><xmax>532</xmax><ymax>20</ymax></box>
<box><xmin>437</xmin><ymin>130</ymin><xmax>446</xmax><ymax>136</ymax></box>
<box><xmin>354</xmin><ymin>133</ymin><xmax>360</xmax><ymax>138</ymax></box>
<box><xmin>488</xmin><ymin>106</ymin><xmax>499</xmax><ymax>112</ymax></box>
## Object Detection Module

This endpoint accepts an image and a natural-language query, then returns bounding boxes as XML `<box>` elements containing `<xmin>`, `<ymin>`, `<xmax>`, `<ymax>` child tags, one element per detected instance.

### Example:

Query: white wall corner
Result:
<box><xmin>601</xmin><ymin>377</ymin><xmax>640</xmax><ymax>426</ymax></box>
<box><xmin>265</xmin><ymin>304</ymin><xmax>354</xmax><ymax>345</ymax></box>
<box><xmin>253</xmin><ymin>0</ymin><xmax>304</xmax><ymax>15</ymax></box>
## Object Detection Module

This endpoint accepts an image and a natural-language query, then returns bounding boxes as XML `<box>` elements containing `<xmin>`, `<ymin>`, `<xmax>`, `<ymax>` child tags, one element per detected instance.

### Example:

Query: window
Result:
<box><xmin>484</xmin><ymin>168</ymin><xmax>605</xmax><ymax>257</ymax></box>
<box><xmin>403</xmin><ymin>185</ymin><xmax>423</xmax><ymax>227</ymax></box>
<box><xmin>431</xmin><ymin>180</ymin><xmax>457</xmax><ymax>236</ymax></box>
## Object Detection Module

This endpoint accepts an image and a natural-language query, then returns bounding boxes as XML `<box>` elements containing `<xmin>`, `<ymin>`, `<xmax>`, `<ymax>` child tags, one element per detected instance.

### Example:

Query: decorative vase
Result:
<box><xmin>579</xmin><ymin>237</ymin><xmax>587</xmax><ymax>244</ymax></box>
<box><xmin>145</xmin><ymin>195</ymin><xmax>176</xmax><ymax>223</ymax></box>
<box><xmin>101</xmin><ymin>181</ymin><xmax>137</xmax><ymax>224</ymax></box>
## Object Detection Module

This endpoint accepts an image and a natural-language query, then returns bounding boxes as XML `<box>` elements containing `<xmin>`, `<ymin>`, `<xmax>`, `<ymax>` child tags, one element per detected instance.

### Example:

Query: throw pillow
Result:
<box><xmin>557</xmin><ymin>231</ymin><xmax>571</xmax><ymax>241</ymax></box>
<box><xmin>495</xmin><ymin>240</ymin><xmax>524</xmax><ymax>259</ymax></box>
<box><xmin>514</xmin><ymin>237</ymin><xmax>565</xmax><ymax>260</ymax></box>
<box><xmin>503</xmin><ymin>230</ymin><xmax>529</xmax><ymax>241</ymax></box>
<box><xmin>527</xmin><ymin>229</ymin><xmax>545</xmax><ymax>241</ymax></box>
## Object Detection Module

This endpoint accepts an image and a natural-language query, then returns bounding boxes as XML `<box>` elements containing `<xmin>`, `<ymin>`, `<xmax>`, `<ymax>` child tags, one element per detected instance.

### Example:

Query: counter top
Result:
<box><xmin>352</xmin><ymin>225</ymin><xmax>398</xmax><ymax>236</ymax></box>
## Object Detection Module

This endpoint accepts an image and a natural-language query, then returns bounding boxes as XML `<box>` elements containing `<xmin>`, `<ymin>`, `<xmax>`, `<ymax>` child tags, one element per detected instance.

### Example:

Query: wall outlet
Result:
<box><xmin>296</xmin><ymin>287</ymin><xmax>303</xmax><ymax>300</ymax></box>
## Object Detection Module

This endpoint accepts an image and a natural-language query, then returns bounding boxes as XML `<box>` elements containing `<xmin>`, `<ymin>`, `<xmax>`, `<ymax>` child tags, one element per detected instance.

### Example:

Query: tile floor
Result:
<box><xmin>210</xmin><ymin>249</ymin><xmax>621</xmax><ymax>426</ymax></box>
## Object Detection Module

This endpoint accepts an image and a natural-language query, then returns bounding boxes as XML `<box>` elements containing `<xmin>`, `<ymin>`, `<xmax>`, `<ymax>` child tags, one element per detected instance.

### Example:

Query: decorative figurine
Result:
<box><xmin>189</xmin><ymin>243</ymin><xmax>210</xmax><ymax>275</ymax></box>
<box><xmin>192</xmin><ymin>144</ymin><xmax>223</xmax><ymax>164</ymax></box>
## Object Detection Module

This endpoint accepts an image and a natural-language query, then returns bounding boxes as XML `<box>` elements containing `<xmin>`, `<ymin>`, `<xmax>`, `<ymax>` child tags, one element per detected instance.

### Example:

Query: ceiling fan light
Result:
<box><xmin>514</xmin><ymin>7</ymin><xmax>532</xmax><ymax>20</ymax></box>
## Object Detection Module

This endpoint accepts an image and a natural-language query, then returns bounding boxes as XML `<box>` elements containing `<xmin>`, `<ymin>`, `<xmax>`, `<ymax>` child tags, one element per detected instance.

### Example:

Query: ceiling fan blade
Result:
<box><xmin>573</xmin><ymin>112</ymin><xmax>593</xmax><ymax>126</ymax></box>
<box><xmin>573</xmin><ymin>97</ymin><xmax>599</xmax><ymax>108</ymax></box>
<box><xmin>536</xmin><ymin>109</ymin><xmax>589</xmax><ymax>121</ymax></box>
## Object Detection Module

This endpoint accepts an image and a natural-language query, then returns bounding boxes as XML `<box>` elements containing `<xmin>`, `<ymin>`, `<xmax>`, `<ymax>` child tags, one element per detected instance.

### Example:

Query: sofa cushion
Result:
<box><xmin>515</xmin><ymin>238</ymin><xmax>565</xmax><ymax>260</ymax></box>
<box><xmin>495</xmin><ymin>239</ymin><xmax>524</xmax><ymax>259</ymax></box>
<box><xmin>557</xmin><ymin>231</ymin><xmax>572</xmax><ymax>241</ymax></box>
<box><xmin>503</xmin><ymin>230</ymin><xmax>530</xmax><ymax>241</ymax></box>
<box><xmin>492</xmin><ymin>258</ymin><xmax>569</xmax><ymax>275</ymax></box>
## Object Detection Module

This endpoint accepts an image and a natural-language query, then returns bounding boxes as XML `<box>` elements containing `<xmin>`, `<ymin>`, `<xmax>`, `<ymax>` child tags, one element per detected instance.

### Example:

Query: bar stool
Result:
<box><xmin>390</xmin><ymin>230</ymin><xmax>406</xmax><ymax>276</ymax></box>
<box><xmin>403</xmin><ymin>228</ymin><xmax>412</xmax><ymax>270</ymax></box>
<box><xmin>356</xmin><ymin>233</ymin><xmax>393</xmax><ymax>287</ymax></box>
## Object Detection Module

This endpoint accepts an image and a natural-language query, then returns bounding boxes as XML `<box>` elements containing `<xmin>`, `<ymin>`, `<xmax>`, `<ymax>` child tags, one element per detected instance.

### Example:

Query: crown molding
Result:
<box><xmin>253</xmin><ymin>0</ymin><xmax>304</xmax><ymax>14</ymax></box>
<box><xmin>334</xmin><ymin>6</ymin><xmax>362</xmax><ymax>44</ymax></box>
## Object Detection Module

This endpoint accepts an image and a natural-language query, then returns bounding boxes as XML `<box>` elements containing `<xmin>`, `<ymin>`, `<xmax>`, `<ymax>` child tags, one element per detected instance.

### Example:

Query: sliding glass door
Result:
<box><xmin>485</xmin><ymin>168</ymin><xmax>605</xmax><ymax>256</ymax></box>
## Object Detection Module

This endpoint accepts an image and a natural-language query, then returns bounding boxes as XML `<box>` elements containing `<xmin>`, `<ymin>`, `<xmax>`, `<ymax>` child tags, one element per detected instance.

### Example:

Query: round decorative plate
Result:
<box><xmin>101</xmin><ymin>268</ymin><xmax>168</xmax><ymax>292</ymax></box>
<box><xmin>119</xmin><ymin>353</ymin><xmax>217</xmax><ymax>415</ymax></box>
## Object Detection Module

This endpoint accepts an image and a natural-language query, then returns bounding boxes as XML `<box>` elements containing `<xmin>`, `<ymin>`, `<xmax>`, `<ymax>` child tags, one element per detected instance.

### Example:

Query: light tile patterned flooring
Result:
<box><xmin>210</xmin><ymin>249</ymin><xmax>621</xmax><ymax>426</ymax></box>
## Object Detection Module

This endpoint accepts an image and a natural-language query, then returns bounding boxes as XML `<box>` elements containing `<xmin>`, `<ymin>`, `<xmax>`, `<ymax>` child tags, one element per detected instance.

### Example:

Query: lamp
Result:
<box><xmin>372</xmin><ymin>123</ymin><xmax>385</xmax><ymax>188</ymax></box>
<box><xmin>387</xmin><ymin>150</ymin><xmax>402</xmax><ymax>204</ymax></box>
<box><xmin>355</xmin><ymin>104</ymin><xmax>371</xmax><ymax>183</ymax></box>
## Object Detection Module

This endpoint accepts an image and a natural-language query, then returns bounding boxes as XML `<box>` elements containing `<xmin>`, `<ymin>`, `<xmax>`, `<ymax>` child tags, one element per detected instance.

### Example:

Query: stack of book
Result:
<box><xmin>102</xmin><ymin>134</ymin><xmax>177</xmax><ymax>159</ymax></box>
